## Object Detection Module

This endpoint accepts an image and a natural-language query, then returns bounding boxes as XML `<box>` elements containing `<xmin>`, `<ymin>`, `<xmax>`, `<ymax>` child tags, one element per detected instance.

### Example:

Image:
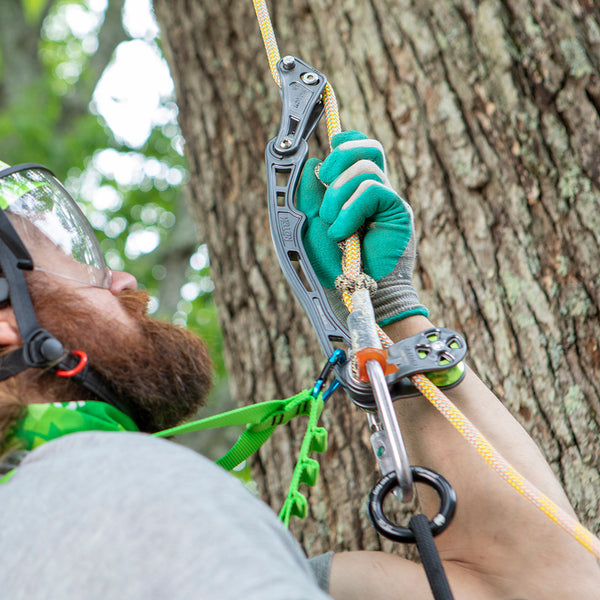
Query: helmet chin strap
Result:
<box><xmin>0</xmin><ymin>221</ymin><xmax>145</xmax><ymax>427</ymax></box>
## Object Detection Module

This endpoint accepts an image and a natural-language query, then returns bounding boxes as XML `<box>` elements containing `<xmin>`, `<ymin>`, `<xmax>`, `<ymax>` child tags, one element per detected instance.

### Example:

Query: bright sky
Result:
<box><xmin>60</xmin><ymin>0</ymin><xmax>172</xmax><ymax>149</ymax></box>
<box><xmin>59</xmin><ymin>0</ymin><xmax>181</xmax><ymax>245</ymax></box>
<box><xmin>55</xmin><ymin>0</ymin><xmax>212</xmax><ymax>311</ymax></box>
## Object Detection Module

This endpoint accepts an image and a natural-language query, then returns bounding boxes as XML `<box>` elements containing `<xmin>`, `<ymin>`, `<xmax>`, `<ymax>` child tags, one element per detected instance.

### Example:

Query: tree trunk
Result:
<box><xmin>154</xmin><ymin>0</ymin><xmax>600</xmax><ymax>555</ymax></box>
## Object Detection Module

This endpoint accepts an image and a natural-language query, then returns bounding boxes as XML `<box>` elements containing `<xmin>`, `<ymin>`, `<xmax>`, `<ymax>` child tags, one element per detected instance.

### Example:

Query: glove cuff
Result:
<box><xmin>372</xmin><ymin>279</ymin><xmax>429</xmax><ymax>326</ymax></box>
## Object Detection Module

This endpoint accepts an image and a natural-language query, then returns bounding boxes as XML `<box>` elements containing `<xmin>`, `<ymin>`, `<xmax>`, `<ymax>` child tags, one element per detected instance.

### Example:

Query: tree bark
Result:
<box><xmin>154</xmin><ymin>0</ymin><xmax>600</xmax><ymax>555</ymax></box>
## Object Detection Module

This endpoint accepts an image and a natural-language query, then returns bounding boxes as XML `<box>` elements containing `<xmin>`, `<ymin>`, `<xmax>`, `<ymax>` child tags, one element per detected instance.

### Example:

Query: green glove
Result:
<box><xmin>296</xmin><ymin>130</ymin><xmax>428</xmax><ymax>327</ymax></box>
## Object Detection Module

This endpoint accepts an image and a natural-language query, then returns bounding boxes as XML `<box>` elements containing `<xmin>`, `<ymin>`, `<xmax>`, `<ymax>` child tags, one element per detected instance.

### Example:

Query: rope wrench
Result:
<box><xmin>264</xmin><ymin>55</ymin><xmax>465</xmax><ymax>541</ymax></box>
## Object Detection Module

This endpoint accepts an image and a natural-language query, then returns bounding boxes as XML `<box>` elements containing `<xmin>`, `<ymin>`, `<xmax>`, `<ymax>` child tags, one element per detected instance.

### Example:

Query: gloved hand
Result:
<box><xmin>296</xmin><ymin>130</ymin><xmax>428</xmax><ymax>327</ymax></box>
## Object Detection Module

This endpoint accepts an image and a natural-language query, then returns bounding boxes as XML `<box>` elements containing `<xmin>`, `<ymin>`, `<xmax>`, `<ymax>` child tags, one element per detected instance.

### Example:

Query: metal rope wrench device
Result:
<box><xmin>264</xmin><ymin>55</ymin><xmax>465</xmax><ymax>539</ymax></box>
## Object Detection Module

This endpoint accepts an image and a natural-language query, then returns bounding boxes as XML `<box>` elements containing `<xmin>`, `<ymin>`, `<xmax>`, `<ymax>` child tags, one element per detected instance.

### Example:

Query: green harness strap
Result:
<box><xmin>153</xmin><ymin>389</ymin><xmax>327</xmax><ymax>525</ymax></box>
<box><xmin>0</xmin><ymin>391</ymin><xmax>327</xmax><ymax>526</ymax></box>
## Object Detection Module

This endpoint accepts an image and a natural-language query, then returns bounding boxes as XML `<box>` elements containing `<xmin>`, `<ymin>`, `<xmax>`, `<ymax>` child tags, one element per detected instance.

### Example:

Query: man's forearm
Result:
<box><xmin>378</xmin><ymin>314</ymin><xmax>599</xmax><ymax>597</ymax></box>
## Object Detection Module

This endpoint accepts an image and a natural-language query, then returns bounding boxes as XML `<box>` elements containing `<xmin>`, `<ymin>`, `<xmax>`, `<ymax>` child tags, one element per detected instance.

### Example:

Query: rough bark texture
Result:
<box><xmin>154</xmin><ymin>0</ymin><xmax>600</xmax><ymax>555</ymax></box>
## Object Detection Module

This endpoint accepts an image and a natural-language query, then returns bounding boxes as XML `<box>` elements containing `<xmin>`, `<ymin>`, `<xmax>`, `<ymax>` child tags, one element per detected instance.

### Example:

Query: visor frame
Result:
<box><xmin>0</xmin><ymin>163</ymin><xmax>112</xmax><ymax>290</ymax></box>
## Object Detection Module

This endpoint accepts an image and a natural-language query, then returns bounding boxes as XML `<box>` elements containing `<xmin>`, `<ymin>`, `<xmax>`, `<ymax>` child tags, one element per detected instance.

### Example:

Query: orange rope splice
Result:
<box><xmin>252</xmin><ymin>0</ymin><xmax>600</xmax><ymax>561</ymax></box>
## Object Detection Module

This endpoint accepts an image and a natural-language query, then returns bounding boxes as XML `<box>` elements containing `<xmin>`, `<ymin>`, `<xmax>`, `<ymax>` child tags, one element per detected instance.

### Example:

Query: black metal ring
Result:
<box><xmin>367</xmin><ymin>466</ymin><xmax>457</xmax><ymax>543</ymax></box>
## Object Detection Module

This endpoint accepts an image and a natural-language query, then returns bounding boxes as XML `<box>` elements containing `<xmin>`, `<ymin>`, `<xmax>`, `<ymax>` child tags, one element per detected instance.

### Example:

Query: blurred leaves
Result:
<box><xmin>21</xmin><ymin>0</ymin><xmax>51</xmax><ymax>25</ymax></box>
<box><xmin>0</xmin><ymin>0</ymin><xmax>226</xmax><ymax>383</ymax></box>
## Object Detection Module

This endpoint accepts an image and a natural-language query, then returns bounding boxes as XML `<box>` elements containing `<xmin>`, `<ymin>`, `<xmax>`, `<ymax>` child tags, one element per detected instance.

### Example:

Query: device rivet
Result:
<box><xmin>282</xmin><ymin>56</ymin><xmax>296</xmax><ymax>70</ymax></box>
<box><xmin>301</xmin><ymin>72</ymin><xmax>319</xmax><ymax>85</ymax></box>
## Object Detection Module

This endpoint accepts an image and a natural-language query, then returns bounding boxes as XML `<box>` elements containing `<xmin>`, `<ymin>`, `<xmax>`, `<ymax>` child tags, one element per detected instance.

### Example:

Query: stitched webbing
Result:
<box><xmin>154</xmin><ymin>389</ymin><xmax>327</xmax><ymax>524</ymax></box>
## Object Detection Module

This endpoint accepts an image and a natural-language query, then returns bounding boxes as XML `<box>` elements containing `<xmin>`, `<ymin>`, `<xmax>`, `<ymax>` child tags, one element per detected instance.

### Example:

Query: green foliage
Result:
<box><xmin>21</xmin><ymin>0</ymin><xmax>51</xmax><ymax>25</ymax></box>
<box><xmin>1</xmin><ymin>0</ymin><xmax>226</xmax><ymax>383</ymax></box>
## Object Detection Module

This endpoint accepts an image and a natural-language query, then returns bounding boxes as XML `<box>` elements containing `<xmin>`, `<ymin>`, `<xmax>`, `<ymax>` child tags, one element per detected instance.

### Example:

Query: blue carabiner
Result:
<box><xmin>311</xmin><ymin>349</ymin><xmax>346</xmax><ymax>398</ymax></box>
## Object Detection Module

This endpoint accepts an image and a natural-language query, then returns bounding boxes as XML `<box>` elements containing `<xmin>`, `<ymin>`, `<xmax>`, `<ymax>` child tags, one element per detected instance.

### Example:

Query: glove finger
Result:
<box><xmin>327</xmin><ymin>182</ymin><xmax>411</xmax><ymax>241</ymax></box>
<box><xmin>296</xmin><ymin>158</ymin><xmax>326</xmax><ymax>218</ymax></box>
<box><xmin>362</xmin><ymin>221</ymin><xmax>413</xmax><ymax>280</ymax></box>
<box><xmin>330</xmin><ymin>159</ymin><xmax>389</xmax><ymax>191</ymax></box>
<box><xmin>320</xmin><ymin>169</ymin><xmax>385</xmax><ymax>224</ymax></box>
<box><xmin>302</xmin><ymin>217</ymin><xmax>341</xmax><ymax>289</ymax></box>
<box><xmin>330</xmin><ymin>130</ymin><xmax>369</xmax><ymax>149</ymax></box>
<box><xmin>319</xmin><ymin>138</ymin><xmax>387</xmax><ymax>186</ymax></box>
<box><xmin>296</xmin><ymin>158</ymin><xmax>342</xmax><ymax>290</ymax></box>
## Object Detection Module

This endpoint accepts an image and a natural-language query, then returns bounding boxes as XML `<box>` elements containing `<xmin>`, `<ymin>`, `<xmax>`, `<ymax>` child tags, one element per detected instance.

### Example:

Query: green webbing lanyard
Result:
<box><xmin>153</xmin><ymin>389</ymin><xmax>327</xmax><ymax>525</ymax></box>
<box><xmin>1</xmin><ymin>391</ymin><xmax>327</xmax><ymax>527</ymax></box>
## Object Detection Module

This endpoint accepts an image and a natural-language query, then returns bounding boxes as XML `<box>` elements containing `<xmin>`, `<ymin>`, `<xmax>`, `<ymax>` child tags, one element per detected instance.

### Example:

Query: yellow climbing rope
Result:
<box><xmin>252</xmin><ymin>0</ymin><xmax>341</xmax><ymax>145</ymax></box>
<box><xmin>252</xmin><ymin>0</ymin><xmax>600</xmax><ymax>560</ymax></box>
<box><xmin>413</xmin><ymin>373</ymin><xmax>600</xmax><ymax>557</ymax></box>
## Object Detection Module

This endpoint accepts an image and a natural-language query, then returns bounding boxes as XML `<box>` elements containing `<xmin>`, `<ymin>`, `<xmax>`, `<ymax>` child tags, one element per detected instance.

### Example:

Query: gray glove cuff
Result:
<box><xmin>372</xmin><ymin>277</ymin><xmax>429</xmax><ymax>325</ymax></box>
<box><xmin>324</xmin><ymin>230</ymin><xmax>428</xmax><ymax>328</ymax></box>
<box><xmin>324</xmin><ymin>280</ymin><xmax>428</xmax><ymax>330</ymax></box>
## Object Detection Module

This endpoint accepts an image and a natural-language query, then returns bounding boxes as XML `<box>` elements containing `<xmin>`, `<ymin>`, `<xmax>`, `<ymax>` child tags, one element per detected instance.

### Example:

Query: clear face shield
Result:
<box><xmin>0</xmin><ymin>165</ymin><xmax>112</xmax><ymax>289</ymax></box>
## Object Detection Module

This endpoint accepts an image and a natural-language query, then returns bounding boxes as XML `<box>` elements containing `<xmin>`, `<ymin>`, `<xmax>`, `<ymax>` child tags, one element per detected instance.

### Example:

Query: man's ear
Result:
<box><xmin>0</xmin><ymin>308</ymin><xmax>21</xmax><ymax>346</ymax></box>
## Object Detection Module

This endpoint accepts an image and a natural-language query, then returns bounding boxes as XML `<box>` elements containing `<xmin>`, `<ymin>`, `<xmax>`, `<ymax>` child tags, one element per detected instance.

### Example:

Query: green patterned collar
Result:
<box><xmin>0</xmin><ymin>401</ymin><xmax>138</xmax><ymax>481</ymax></box>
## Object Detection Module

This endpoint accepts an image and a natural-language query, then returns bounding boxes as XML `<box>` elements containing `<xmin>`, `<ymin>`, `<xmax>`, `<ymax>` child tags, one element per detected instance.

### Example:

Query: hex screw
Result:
<box><xmin>282</xmin><ymin>56</ymin><xmax>296</xmax><ymax>70</ymax></box>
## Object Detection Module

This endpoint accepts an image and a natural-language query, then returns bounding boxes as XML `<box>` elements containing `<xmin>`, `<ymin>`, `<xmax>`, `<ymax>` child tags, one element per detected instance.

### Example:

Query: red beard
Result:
<box><xmin>6</xmin><ymin>276</ymin><xmax>213</xmax><ymax>433</ymax></box>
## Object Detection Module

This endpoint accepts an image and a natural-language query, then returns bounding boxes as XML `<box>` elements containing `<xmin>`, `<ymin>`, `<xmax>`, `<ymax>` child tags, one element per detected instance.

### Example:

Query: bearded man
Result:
<box><xmin>0</xmin><ymin>147</ymin><xmax>596</xmax><ymax>600</ymax></box>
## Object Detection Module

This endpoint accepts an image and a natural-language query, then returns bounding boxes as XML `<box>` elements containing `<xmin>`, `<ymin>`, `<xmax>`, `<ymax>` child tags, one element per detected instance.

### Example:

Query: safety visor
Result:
<box><xmin>0</xmin><ymin>164</ymin><xmax>112</xmax><ymax>289</ymax></box>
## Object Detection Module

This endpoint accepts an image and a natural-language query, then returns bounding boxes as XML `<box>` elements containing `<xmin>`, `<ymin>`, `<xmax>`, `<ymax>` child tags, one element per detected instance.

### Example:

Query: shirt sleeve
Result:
<box><xmin>308</xmin><ymin>551</ymin><xmax>334</xmax><ymax>592</ymax></box>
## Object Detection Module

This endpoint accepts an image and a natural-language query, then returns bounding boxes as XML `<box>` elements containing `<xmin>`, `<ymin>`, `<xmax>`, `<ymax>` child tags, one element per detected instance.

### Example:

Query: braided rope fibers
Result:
<box><xmin>252</xmin><ymin>0</ymin><xmax>280</xmax><ymax>86</ymax></box>
<box><xmin>412</xmin><ymin>373</ymin><xmax>600</xmax><ymax>557</ymax></box>
<box><xmin>252</xmin><ymin>0</ymin><xmax>600</xmax><ymax>560</ymax></box>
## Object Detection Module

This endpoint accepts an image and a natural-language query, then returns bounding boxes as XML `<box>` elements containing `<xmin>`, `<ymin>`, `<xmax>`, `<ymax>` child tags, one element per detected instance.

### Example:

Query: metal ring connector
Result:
<box><xmin>368</xmin><ymin>466</ymin><xmax>457</xmax><ymax>543</ymax></box>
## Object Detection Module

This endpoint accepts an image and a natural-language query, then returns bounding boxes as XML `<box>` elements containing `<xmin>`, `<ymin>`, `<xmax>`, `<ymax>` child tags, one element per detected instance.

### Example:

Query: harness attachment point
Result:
<box><xmin>368</xmin><ymin>466</ymin><xmax>457</xmax><ymax>543</ymax></box>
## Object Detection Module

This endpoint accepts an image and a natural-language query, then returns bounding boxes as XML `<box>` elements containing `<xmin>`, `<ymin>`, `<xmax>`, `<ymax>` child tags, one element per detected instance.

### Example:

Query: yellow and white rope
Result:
<box><xmin>412</xmin><ymin>373</ymin><xmax>600</xmax><ymax>557</ymax></box>
<box><xmin>323</xmin><ymin>83</ymin><xmax>342</xmax><ymax>146</ymax></box>
<box><xmin>252</xmin><ymin>0</ymin><xmax>600</xmax><ymax>560</ymax></box>
<box><xmin>252</xmin><ymin>0</ymin><xmax>280</xmax><ymax>86</ymax></box>
<box><xmin>253</xmin><ymin>0</ymin><xmax>341</xmax><ymax>150</ymax></box>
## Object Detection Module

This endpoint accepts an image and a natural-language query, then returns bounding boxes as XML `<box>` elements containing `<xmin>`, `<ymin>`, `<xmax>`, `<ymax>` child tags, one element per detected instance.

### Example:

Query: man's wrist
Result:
<box><xmin>382</xmin><ymin>314</ymin><xmax>434</xmax><ymax>342</ymax></box>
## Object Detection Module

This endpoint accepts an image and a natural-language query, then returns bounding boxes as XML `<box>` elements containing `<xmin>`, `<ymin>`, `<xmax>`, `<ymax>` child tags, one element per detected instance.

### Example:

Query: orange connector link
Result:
<box><xmin>355</xmin><ymin>347</ymin><xmax>398</xmax><ymax>383</ymax></box>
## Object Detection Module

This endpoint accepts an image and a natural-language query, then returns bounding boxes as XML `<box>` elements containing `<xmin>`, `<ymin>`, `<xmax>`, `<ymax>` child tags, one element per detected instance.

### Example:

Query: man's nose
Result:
<box><xmin>109</xmin><ymin>270</ymin><xmax>138</xmax><ymax>295</ymax></box>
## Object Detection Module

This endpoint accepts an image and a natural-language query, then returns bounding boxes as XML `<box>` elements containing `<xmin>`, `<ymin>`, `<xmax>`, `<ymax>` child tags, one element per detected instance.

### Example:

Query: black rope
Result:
<box><xmin>408</xmin><ymin>513</ymin><xmax>455</xmax><ymax>600</ymax></box>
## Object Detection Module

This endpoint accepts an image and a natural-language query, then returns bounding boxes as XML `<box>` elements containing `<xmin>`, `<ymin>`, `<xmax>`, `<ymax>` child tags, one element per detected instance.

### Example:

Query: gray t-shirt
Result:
<box><xmin>0</xmin><ymin>431</ymin><xmax>333</xmax><ymax>599</ymax></box>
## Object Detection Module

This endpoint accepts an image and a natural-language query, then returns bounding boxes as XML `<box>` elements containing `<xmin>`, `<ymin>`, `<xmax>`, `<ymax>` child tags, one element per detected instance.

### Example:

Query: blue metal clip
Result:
<box><xmin>311</xmin><ymin>349</ymin><xmax>346</xmax><ymax>399</ymax></box>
